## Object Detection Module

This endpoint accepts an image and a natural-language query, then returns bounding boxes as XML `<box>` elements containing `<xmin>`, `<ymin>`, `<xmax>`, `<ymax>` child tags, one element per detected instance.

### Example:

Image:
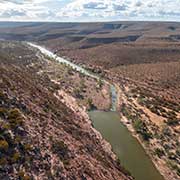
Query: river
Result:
<box><xmin>89</xmin><ymin>111</ymin><xmax>164</xmax><ymax>180</ymax></box>
<box><xmin>28</xmin><ymin>42</ymin><xmax>164</xmax><ymax>180</ymax></box>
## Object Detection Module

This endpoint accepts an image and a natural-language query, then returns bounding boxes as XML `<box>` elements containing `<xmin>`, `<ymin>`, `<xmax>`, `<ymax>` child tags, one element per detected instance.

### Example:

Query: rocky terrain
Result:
<box><xmin>40</xmin><ymin>57</ymin><xmax>111</xmax><ymax>111</ymax></box>
<box><xmin>1</xmin><ymin>21</ymin><xmax>179</xmax><ymax>104</ymax></box>
<box><xmin>0</xmin><ymin>40</ymin><xmax>131</xmax><ymax>180</ymax></box>
<box><xmin>66</xmin><ymin>54</ymin><xmax>180</xmax><ymax>180</ymax></box>
<box><xmin>0</xmin><ymin>21</ymin><xmax>180</xmax><ymax>180</ymax></box>
<box><xmin>113</xmin><ymin>76</ymin><xmax>180</xmax><ymax>180</ymax></box>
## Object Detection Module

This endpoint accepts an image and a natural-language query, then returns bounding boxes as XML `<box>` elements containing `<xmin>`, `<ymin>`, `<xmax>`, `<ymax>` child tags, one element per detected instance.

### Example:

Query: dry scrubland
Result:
<box><xmin>0</xmin><ymin>21</ymin><xmax>180</xmax><ymax>179</ymax></box>
<box><xmin>3</xmin><ymin>21</ymin><xmax>178</xmax><ymax>103</ymax></box>
<box><xmin>0</xmin><ymin>41</ymin><xmax>131</xmax><ymax>180</ymax></box>
<box><xmin>42</xmin><ymin>58</ymin><xmax>111</xmax><ymax>111</ymax></box>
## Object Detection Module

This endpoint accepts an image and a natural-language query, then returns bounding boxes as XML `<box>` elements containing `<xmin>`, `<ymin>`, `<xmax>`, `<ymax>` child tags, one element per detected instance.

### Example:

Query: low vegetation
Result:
<box><xmin>133</xmin><ymin>119</ymin><xmax>152</xmax><ymax>141</ymax></box>
<box><xmin>0</xmin><ymin>99</ymin><xmax>34</xmax><ymax>179</ymax></box>
<box><xmin>0</xmin><ymin>40</ymin><xmax>130</xmax><ymax>180</ymax></box>
<box><xmin>51</xmin><ymin>139</ymin><xmax>69</xmax><ymax>165</ymax></box>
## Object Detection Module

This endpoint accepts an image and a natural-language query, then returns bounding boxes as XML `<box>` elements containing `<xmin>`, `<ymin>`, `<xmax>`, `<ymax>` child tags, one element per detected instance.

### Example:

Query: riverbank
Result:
<box><xmin>114</xmin><ymin>83</ymin><xmax>179</xmax><ymax>180</ymax></box>
<box><xmin>55</xmin><ymin>89</ymin><xmax>117</xmax><ymax>160</ymax></box>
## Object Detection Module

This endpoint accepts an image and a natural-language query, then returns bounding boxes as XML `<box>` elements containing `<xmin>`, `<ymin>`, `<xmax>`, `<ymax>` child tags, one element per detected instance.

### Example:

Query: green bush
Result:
<box><xmin>24</xmin><ymin>143</ymin><xmax>33</xmax><ymax>152</ymax></box>
<box><xmin>0</xmin><ymin>139</ymin><xmax>9</xmax><ymax>151</ymax></box>
<box><xmin>18</xmin><ymin>170</ymin><xmax>31</xmax><ymax>180</ymax></box>
<box><xmin>133</xmin><ymin>119</ymin><xmax>143</xmax><ymax>131</ymax></box>
<box><xmin>11</xmin><ymin>152</ymin><xmax>21</xmax><ymax>163</ymax></box>
<box><xmin>133</xmin><ymin>119</ymin><xmax>152</xmax><ymax>141</ymax></box>
<box><xmin>98</xmin><ymin>79</ymin><xmax>103</xmax><ymax>89</ymax></box>
<box><xmin>8</xmin><ymin>108</ymin><xmax>23</xmax><ymax>128</ymax></box>
<box><xmin>162</xmin><ymin>126</ymin><xmax>172</xmax><ymax>136</ymax></box>
<box><xmin>154</xmin><ymin>148</ymin><xmax>165</xmax><ymax>158</ymax></box>
<box><xmin>0</xmin><ymin>90</ymin><xmax>5</xmax><ymax>99</ymax></box>
<box><xmin>0</xmin><ymin>107</ymin><xmax>8</xmax><ymax>118</ymax></box>
<box><xmin>168</xmin><ymin>161</ymin><xmax>180</xmax><ymax>176</ymax></box>
<box><xmin>51</xmin><ymin>140</ymin><xmax>69</xmax><ymax>163</ymax></box>
<box><xmin>166</xmin><ymin>118</ymin><xmax>179</xmax><ymax>126</ymax></box>
<box><xmin>0</xmin><ymin>121</ymin><xmax>10</xmax><ymax>132</ymax></box>
<box><xmin>87</xmin><ymin>98</ymin><xmax>97</xmax><ymax>110</ymax></box>
<box><xmin>8</xmin><ymin>108</ymin><xmax>22</xmax><ymax>120</ymax></box>
<box><xmin>121</xmin><ymin>105</ymin><xmax>135</xmax><ymax>120</ymax></box>
<box><xmin>167</xmin><ymin>151</ymin><xmax>176</xmax><ymax>160</ymax></box>
<box><xmin>176</xmin><ymin>149</ymin><xmax>180</xmax><ymax>157</ymax></box>
<box><xmin>73</xmin><ymin>88</ymin><xmax>83</xmax><ymax>99</ymax></box>
<box><xmin>0</xmin><ymin>157</ymin><xmax>7</xmax><ymax>165</ymax></box>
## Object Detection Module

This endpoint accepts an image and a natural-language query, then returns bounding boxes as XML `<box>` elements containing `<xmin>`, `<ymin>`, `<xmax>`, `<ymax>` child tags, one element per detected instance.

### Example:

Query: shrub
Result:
<box><xmin>0</xmin><ymin>90</ymin><xmax>5</xmax><ymax>99</ymax></box>
<box><xmin>18</xmin><ymin>170</ymin><xmax>31</xmax><ymax>180</ymax></box>
<box><xmin>51</xmin><ymin>140</ymin><xmax>69</xmax><ymax>162</ymax></box>
<box><xmin>133</xmin><ymin>119</ymin><xmax>152</xmax><ymax>141</ymax></box>
<box><xmin>162</xmin><ymin>126</ymin><xmax>172</xmax><ymax>136</ymax></box>
<box><xmin>141</xmin><ymin>131</ymin><xmax>152</xmax><ymax>141</ymax></box>
<box><xmin>155</xmin><ymin>148</ymin><xmax>165</xmax><ymax>158</ymax></box>
<box><xmin>121</xmin><ymin>105</ymin><xmax>135</xmax><ymax>120</ymax></box>
<box><xmin>0</xmin><ymin>139</ymin><xmax>9</xmax><ymax>151</ymax></box>
<box><xmin>14</xmin><ymin>135</ymin><xmax>22</xmax><ymax>144</ymax></box>
<box><xmin>1</xmin><ymin>122</ymin><xmax>10</xmax><ymax>130</ymax></box>
<box><xmin>80</xmin><ymin>79</ymin><xmax>86</xmax><ymax>90</ymax></box>
<box><xmin>11</xmin><ymin>152</ymin><xmax>21</xmax><ymax>163</ymax></box>
<box><xmin>8</xmin><ymin>108</ymin><xmax>22</xmax><ymax>120</ymax></box>
<box><xmin>168</xmin><ymin>161</ymin><xmax>180</xmax><ymax>176</ymax></box>
<box><xmin>0</xmin><ymin>108</ymin><xmax>8</xmax><ymax>118</ymax></box>
<box><xmin>87</xmin><ymin>98</ymin><xmax>97</xmax><ymax>110</ymax></box>
<box><xmin>98</xmin><ymin>79</ymin><xmax>103</xmax><ymax>89</ymax></box>
<box><xmin>0</xmin><ymin>157</ymin><xmax>7</xmax><ymax>165</ymax></box>
<box><xmin>166</xmin><ymin>110</ymin><xmax>176</xmax><ymax>118</ymax></box>
<box><xmin>167</xmin><ymin>151</ymin><xmax>176</xmax><ymax>160</ymax></box>
<box><xmin>149</xmin><ymin>105</ymin><xmax>160</xmax><ymax>115</ymax></box>
<box><xmin>133</xmin><ymin>119</ymin><xmax>143</xmax><ymax>132</ymax></box>
<box><xmin>176</xmin><ymin>149</ymin><xmax>180</xmax><ymax>157</ymax></box>
<box><xmin>22</xmin><ymin>175</ymin><xmax>31</xmax><ymax>180</ymax></box>
<box><xmin>177</xmin><ymin>168</ymin><xmax>180</xmax><ymax>176</ymax></box>
<box><xmin>73</xmin><ymin>88</ymin><xmax>83</xmax><ymax>99</ymax></box>
<box><xmin>166</xmin><ymin>118</ymin><xmax>179</xmax><ymax>126</ymax></box>
<box><xmin>24</xmin><ymin>143</ymin><xmax>33</xmax><ymax>152</ymax></box>
<box><xmin>8</xmin><ymin>108</ymin><xmax>23</xmax><ymax>128</ymax></box>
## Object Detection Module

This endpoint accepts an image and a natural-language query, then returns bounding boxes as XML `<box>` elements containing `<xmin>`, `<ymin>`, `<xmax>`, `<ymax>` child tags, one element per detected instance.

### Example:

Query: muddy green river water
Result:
<box><xmin>89</xmin><ymin>111</ymin><xmax>164</xmax><ymax>180</ymax></box>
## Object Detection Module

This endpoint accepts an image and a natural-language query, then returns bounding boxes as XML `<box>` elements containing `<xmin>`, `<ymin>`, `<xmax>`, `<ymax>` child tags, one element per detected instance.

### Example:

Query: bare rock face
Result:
<box><xmin>0</xmin><ymin>41</ymin><xmax>131</xmax><ymax>180</ymax></box>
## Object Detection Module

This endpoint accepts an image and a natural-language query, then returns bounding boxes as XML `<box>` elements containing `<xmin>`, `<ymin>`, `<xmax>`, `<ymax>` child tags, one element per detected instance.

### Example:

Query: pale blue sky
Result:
<box><xmin>0</xmin><ymin>0</ymin><xmax>180</xmax><ymax>22</ymax></box>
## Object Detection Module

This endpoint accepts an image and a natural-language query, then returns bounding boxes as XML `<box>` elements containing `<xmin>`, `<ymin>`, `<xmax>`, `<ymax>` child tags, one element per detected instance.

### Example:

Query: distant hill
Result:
<box><xmin>0</xmin><ymin>21</ymin><xmax>180</xmax><ymax>44</ymax></box>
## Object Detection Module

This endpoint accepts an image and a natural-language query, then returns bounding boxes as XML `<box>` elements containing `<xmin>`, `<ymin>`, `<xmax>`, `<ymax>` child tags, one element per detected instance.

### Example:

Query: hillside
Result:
<box><xmin>0</xmin><ymin>40</ymin><xmax>131</xmax><ymax>180</ymax></box>
<box><xmin>0</xmin><ymin>21</ymin><xmax>180</xmax><ymax>180</ymax></box>
<box><xmin>0</xmin><ymin>22</ymin><xmax>179</xmax><ymax>104</ymax></box>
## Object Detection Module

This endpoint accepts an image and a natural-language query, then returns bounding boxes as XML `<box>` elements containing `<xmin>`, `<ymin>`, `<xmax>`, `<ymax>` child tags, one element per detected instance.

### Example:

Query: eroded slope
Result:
<box><xmin>0</xmin><ymin>41</ymin><xmax>131</xmax><ymax>180</ymax></box>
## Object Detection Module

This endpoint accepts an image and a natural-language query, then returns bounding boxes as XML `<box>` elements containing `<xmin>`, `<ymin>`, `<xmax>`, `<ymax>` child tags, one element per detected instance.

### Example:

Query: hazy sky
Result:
<box><xmin>0</xmin><ymin>0</ymin><xmax>180</xmax><ymax>22</ymax></box>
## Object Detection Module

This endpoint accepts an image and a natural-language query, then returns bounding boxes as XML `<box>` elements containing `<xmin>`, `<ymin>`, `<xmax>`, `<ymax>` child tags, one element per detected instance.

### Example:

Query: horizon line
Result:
<box><xmin>0</xmin><ymin>19</ymin><xmax>180</xmax><ymax>24</ymax></box>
